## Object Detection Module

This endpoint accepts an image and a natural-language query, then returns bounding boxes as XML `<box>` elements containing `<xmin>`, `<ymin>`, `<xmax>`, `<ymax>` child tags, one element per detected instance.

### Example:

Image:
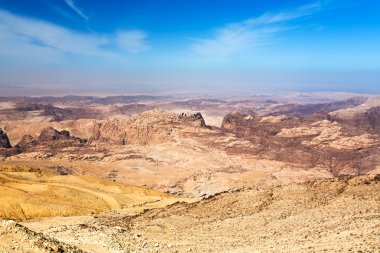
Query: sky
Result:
<box><xmin>0</xmin><ymin>0</ymin><xmax>379</xmax><ymax>95</ymax></box>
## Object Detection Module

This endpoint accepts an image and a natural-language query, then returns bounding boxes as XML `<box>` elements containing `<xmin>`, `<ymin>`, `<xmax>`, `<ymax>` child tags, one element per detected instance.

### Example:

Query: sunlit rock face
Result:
<box><xmin>89</xmin><ymin>109</ymin><xmax>208</xmax><ymax>146</ymax></box>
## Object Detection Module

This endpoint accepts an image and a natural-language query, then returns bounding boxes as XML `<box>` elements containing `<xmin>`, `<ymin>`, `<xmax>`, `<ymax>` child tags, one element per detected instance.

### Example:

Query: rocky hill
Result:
<box><xmin>89</xmin><ymin>109</ymin><xmax>207</xmax><ymax>145</ymax></box>
<box><xmin>330</xmin><ymin>96</ymin><xmax>380</xmax><ymax>118</ymax></box>
<box><xmin>16</xmin><ymin>127</ymin><xmax>87</xmax><ymax>152</ymax></box>
<box><xmin>221</xmin><ymin>112</ymin><xmax>380</xmax><ymax>175</ymax></box>
<box><xmin>331</xmin><ymin>106</ymin><xmax>380</xmax><ymax>134</ymax></box>
<box><xmin>269</xmin><ymin>97</ymin><xmax>367</xmax><ymax>117</ymax></box>
<box><xmin>2</xmin><ymin>108</ymin><xmax>378</xmax><ymax>197</ymax></box>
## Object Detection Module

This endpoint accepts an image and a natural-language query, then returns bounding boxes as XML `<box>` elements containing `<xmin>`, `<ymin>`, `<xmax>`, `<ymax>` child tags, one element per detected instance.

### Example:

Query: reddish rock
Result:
<box><xmin>0</xmin><ymin>128</ymin><xmax>11</xmax><ymax>148</ymax></box>
<box><xmin>37</xmin><ymin>127</ymin><xmax>86</xmax><ymax>147</ymax></box>
<box><xmin>16</xmin><ymin>135</ymin><xmax>37</xmax><ymax>151</ymax></box>
<box><xmin>221</xmin><ymin>113</ymin><xmax>380</xmax><ymax>176</ymax></box>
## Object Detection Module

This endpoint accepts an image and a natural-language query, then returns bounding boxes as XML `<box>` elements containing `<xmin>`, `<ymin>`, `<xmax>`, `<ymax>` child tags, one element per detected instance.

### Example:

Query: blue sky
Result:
<box><xmin>0</xmin><ymin>0</ymin><xmax>379</xmax><ymax>95</ymax></box>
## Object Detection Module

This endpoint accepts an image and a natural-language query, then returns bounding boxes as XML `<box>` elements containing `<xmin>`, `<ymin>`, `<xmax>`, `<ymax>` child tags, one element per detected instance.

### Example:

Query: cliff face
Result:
<box><xmin>221</xmin><ymin>113</ymin><xmax>380</xmax><ymax>175</ymax></box>
<box><xmin>331</xmin><ymin>106</ymin><xmax>380</xmax><ymax>134</ymax></box>
<box><xmin>0</xmin><ymin>128</ymin><xmax>20</xmax><ymax>158</ymax></box>
<box><xmin>0</xmin><ymin>128</ymin><xmax>11</xmax><ymax>148</ymax></box>
<box><xmin>89</xmin><ymin>109</ymin><xmax>207</xmax><ymax>145</ymax></box>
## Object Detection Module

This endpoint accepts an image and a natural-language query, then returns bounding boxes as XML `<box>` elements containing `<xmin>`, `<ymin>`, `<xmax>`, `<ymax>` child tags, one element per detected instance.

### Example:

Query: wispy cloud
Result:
<box><xmin>64</xmin><ymin>0</ymin><xmax>88</xmax><ymax>21</ymax></box>
<box><xmin>0</xmin><ymin>9</ymin><xmax>107</xmax><ymax>56</ymax></box>
<box><xmin>0</xmin><ymin>10</ymin><xmax>150</xmax><ymax>63</ymax></box>
<box><xmin>191</xmin><ymin>2</ymin><xmax>322</xmax><ymax>56</ymax></box>
<box><xmin>117</xmin><ymin>30</ymin><xmax>150</xmax><ymax>53</ymax></box>
<box><xmin>41</xmin><ymin>0</ymin><xmax>78</xmax><ymax>22</ymax></box>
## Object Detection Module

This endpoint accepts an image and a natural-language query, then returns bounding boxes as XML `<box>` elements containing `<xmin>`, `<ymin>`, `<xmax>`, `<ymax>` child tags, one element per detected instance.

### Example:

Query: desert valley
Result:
<box><xmin>1</xmin><ymin>0</ymin><xmax>379</xmax><ymax>251</ymax></box>
<box><xmin>0</xmin><ymin>93</ymin><xmax>379</xmax><ymax>252</ymax></box>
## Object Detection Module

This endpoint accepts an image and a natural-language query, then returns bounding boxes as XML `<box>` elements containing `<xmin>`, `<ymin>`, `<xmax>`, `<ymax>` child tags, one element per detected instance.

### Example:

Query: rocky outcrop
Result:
<box><xmin>39</xmin><ymin>127</ymin><xmax>70</xmax><ymax>142</ymax></box>
<box><xmin>269</xmin><ymin>97</ymin><xmax>367</xmax><ymax>117</ymax></box>
<box><xmin>179</xmin><ymin>112</ymin><xmax>207</xmax><ymax>127</ymax></box>
<box><xmin>331</xmin><ymin>106</ymin><xmax>380</xmax><ymax>134</ymax></box>
<box><xmin>0</xmin><ymin>128</ymin><xmax>21</xmax><ymax>158</ymax></box>
<box><xmin>15</xmin><ymin>127</ymin><xmax>87</xmax><ymax>152</ymax></box>
<box><xmin>259</xmin><ymin>115</ymin><xmax>289</xmax><ymax>123</ymax></box>
<box><xmin>15</xmin><ymin>103</ymin><xmax>102</xmax><ymax>122</ymax></box>
<box><xmin>327</xmin><ymin>134</ymin><xmax>375</xmax><ymax>150</ymax></box>
<box><xmin>42</xmin><ymin>105</ymin><xmax>101</xmax><ymax>122</ymax></box>
<box><xmin>0</xmin><ymin>220</ymin><xmax>86</xmax><ymax>252</ymax></box>
<box><xmin>0</xmin><ymin>128</ymin><xmax>11</xmax><ymax>148</ymax></box>
<box><xmin>38</xmin><ymin>127</ymin><xmax>86</xmax><ymax>147</ymax></box>
<box><xmin>330</xmin><ymin>97</ymin><xmax>380</xmax><ymax>119</ymax></box>
<box><xmin>221</xmin><ymin>112</ymin><xmax>310</xmax><ymax>143</ymax></box>
<box><xmin>16</xmin><ymin>135</ymin><xmax>37</xmax><ymax>151</ymax></box>
<box><xmin>89</xmin><ymin>109</ymin><xmax>208</xmax><ymax>145</ymax></box>
<box><xmin>221</xmin><ymin>113</ymin><xmax>380</xmax><ymax>175</ymax></box>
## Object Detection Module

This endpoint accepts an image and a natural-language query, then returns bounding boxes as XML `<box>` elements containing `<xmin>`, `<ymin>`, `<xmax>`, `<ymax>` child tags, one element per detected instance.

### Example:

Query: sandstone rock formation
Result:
<box><xmin>16</xmin><ymin>134</ymin><xmax>37</xmax><ymax>151</ymax></box>
<box><xmin>330</xmin><ymin>96</ymin><xmax>380</xmax><ymax>119</ymax></box>
<box><xmin>277</xmin><ymin>120</ymin><xmax>376</xmax><ymax>150</ymax></box>
<box><xmin>259</xmin><ymin>115</ymin><xmax>289</xmax><ymax>123</ymax></box>
<box><xmin>179</xmin><ymin>112</ymin><xmax>207</xmax><ymax>127</ymax></box>
<box><xmin>221</xmin><ymin>112</ymin><xmax>380</xmax><ymax>175</ymax></box>
<box><xmin>270</xmin><ymin>97</ymin><xmax>367</xmax><ymax>117</ymax></box>
<box><xmin>0</xmin><ymin>128</ymin><xmax>11</xmax><ymax>148</ymax></box>
<box><xmin>0</xmin><ymin>128</ymin><xmax>17</xmax><ymax>158</ymax></box>
<box><xmin>331</xmin><ymin>105</ymin><xmax>380</xmax><ymax>134</ymax></box>
<box><xmin>15</xmin><ymin>127</ymin><xmax>86</xmax><ymax>152</ymax></box>
<box><xmin>89</xmin><ymin>109</ymin><xmax>207</xmax><ymax>145</ymax></box>
<box><xmin>38</xmin><ymin>127</ymin><xmax>87</xmax><ymax>147</ymax></box>
<box><xmin>15</xmin><ymin>103</ymin><xmax>102</xmax><ymax>122</ymax></box>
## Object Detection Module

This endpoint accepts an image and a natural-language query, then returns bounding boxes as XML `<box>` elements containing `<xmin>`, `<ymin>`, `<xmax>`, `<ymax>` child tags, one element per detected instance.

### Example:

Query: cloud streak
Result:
<box><xmin>64</xmin><ymin>0</ymin><xmax>88</xmax><ymax>20</ymax></box>
<box><xmin>0</xmin><ymin>10</ymin><xmax>150</xmax><ymax>64</ymax></box>
<box><xmin>191</xmin><ymin>2</ymin><xmax>322</xmax><ymax>56</ymax></box>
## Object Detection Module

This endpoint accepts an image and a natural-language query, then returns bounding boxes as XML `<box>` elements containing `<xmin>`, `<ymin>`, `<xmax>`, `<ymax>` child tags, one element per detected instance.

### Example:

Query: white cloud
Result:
<box><xmin>64</xmin><ymin>0</ymin><xmax>88</xmax><ymax>20</ymax></box>
<box><xmin>191</xmin><ymin>2</ymin><xmax>322</xmax><ymax>56</ymax></box>
<box><xmin>117</xmin><ymin>30</ymin><xmax>150</xmax><ymax>53</ymax></box>
<box><xmin>0</xmin><ymin>10</ymin><xmax>150</xmax><ymax>64</ymax></box>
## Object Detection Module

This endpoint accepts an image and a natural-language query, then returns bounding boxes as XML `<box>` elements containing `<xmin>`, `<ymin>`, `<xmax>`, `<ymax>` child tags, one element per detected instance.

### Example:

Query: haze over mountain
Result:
<box><xmin>0</xmin><ymin>0</ymin><xmax>379</xmax><ymax>95</ymax></box>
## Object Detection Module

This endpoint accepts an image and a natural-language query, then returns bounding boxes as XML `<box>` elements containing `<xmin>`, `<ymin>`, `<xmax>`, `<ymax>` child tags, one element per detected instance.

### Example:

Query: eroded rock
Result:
<box><xmin>221</xmin><ymin>112</ymin><xmax>380</xmax><ymax>175</ymax></box>
<box><xmin>0</xmin><ymin>128</ymin><xmax>11</xmax><ymax>148</ymax></box>
<box><xmin>89</xmin><ymin>109</ymin><xmax>208</xmax><ymax>145</ymax></box>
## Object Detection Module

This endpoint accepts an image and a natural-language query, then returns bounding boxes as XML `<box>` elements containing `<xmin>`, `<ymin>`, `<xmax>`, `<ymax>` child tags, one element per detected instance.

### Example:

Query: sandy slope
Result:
<box><xmin>0</xmin><ymin>171</ymin><xmax>190</xmax><ymax>220</ymax></box>
<box><xmin>0</xmin><ymin>174</ymin><xmax>377</xmax><ymax>252</ymax></box>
